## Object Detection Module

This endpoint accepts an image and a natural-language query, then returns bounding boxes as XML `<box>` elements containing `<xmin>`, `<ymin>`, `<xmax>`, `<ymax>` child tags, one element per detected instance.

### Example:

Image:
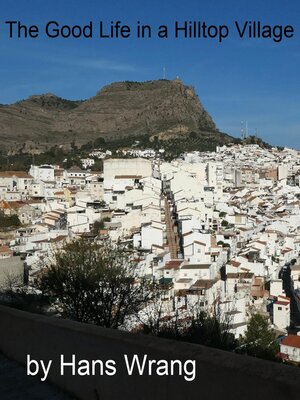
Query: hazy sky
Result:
<box><xmin>0</xmin><ymin>0</ymin><xmax>299</xmax><ymax>148</ymax></box>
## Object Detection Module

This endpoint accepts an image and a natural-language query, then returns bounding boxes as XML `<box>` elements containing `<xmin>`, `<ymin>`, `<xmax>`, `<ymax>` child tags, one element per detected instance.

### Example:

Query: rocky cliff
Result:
<box><xmin>0</xmin><ymin>79</ymin><xmax>230</xmax><ymax>152</ymax></box>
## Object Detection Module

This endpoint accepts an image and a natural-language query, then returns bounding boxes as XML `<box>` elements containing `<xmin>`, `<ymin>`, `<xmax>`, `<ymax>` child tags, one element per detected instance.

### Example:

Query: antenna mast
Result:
<box><xmin>241</xmin><ymin>121</ymin><xmax>245</xmax><ymax>140</ymax></box>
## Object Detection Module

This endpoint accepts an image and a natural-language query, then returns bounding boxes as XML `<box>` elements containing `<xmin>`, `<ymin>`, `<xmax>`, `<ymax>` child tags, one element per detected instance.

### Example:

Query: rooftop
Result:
<box><xmin>281</xmin><ymin>335</ymin><xmax>300</xmax><ymax>349</ymax></box>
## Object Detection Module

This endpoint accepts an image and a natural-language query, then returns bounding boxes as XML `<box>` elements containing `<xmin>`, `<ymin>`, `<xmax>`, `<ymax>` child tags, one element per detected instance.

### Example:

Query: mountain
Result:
<box><xmin>0</xmin><ymin>79</ymin><xmax>235</xmax><ymax>152</ymax></box>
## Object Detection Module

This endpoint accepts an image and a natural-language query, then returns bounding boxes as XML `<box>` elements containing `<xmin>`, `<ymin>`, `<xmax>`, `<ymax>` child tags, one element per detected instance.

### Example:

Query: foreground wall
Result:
<box><xmin>1</xmin><ymin>305</ymin><xmax>300</xmax><ymax>400</ymax></box>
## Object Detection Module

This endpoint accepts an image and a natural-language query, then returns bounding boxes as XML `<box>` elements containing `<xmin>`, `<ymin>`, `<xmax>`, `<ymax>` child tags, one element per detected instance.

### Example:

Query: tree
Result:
<box><xmin>137</xmin><ymin>291</ymin><xmax>237</xmax><ymax>350</ymax></box>
<box><xmin>135</xmin><ymin>282</ymin><xmax>177</xmax><ymax>337</ymax></box>
<box><xmin>241</xmin><ymin>313</ymin><xmax>279</xmax><ymax>360</ymax></box>
<box><xmin>0</xmin><ymin>270</ymin><xmax>49</xmax><ymax>314</ymax></box>
<box><xmin>90</xmin><ymin>159</ymin><xmax>103</xmax><ymax>171</ymax></box>
<box><xmin>37</xmin><ymin>238</ymin><xmax>154</xmax><ymax>329</ymax></box>
<box><xmin>92</xmin><ymin>217</ymin><xmax>111</xmax><ymax>235</ymax></box>
<box><xmin>94</xmin><ymin>137</ymin><xmax>106</xmax><ymax>147</ymax></box>
<box><xmin>184</xmin><ymin>306</ymin><xmax>237</xmax><ymax>351</ymax></box>
<box><xmin>0</xmin><ymin>211</ymin><xmax>21</xmax><ymax>229</ymax></box>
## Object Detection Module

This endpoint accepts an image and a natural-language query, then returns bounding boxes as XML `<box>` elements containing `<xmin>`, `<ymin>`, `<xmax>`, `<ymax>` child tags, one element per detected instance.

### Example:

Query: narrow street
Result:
<box><xmin>164</xmin><ymin>196</ymin><xmax>178</xmax><ymax>259</ymax></box>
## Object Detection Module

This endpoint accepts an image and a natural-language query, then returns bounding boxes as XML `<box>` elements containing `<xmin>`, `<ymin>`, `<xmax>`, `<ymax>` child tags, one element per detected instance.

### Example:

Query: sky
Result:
<box><xmin>0</xmin><ymin>0</ymin><xmax>299</xmax><ymax>148</ymax></box>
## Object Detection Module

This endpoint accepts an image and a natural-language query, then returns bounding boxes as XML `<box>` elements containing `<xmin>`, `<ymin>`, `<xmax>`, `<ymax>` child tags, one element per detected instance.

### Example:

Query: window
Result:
<box><xmin>278</xmin><ymin>307</ymin><xmax>282</xmax><ymax>311</ymax></box>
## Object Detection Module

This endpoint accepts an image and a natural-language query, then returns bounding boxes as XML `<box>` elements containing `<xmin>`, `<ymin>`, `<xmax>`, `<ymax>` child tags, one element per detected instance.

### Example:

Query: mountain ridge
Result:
<box><xmin>0</xmin><ymin>79</ymin><xmax>234</xmax><ymax>153</ymax></box>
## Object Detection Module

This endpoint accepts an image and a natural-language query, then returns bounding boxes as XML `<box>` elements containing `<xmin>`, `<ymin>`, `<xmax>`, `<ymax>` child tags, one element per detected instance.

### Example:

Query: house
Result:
<box><xmin>179</xmin><ymin>263</ymin><xmax>213</xmax><ymax>282</ymax></box>
<box><xmin>188</xmin><ymin>278</ymin><xmax>223</xmax><ymax>311</ymax></box>
<box><xmin>29</xmin><ymin>165</ymin><xmax>55</xmax><ymax>182</ymax></box>
<box><xmin>65</xmin><ymin>167</ymin><xmax>88</xmax><ymax>186</ymax></box>
<box><xmin>279</xmin><ymin>334</ymin><xmax>300</xmax><ymax>364</ymax></box>
<box><xmin>273</xmin><ymin>296</ymin><xmax>290</xmax><ymax>331</ymax></box>
<box><xmin>0</xmin><ymin>171</ymin><xmax>33</xmax><ymax>193</ymax></box>
<box><xmin>270</xmin><ymin>279</ymin><xmax>284</xmax><ymax>297</ymax></box>
<box><xmin>141</xmin><ymin>223</ymin><xmax>164</xmax><ymax>251</ymax></box>
<box><xmin>0</xmin><ymin>245</ymin><xmax>13</xmax><ymax>259</ymax></box>
<box><xmin>225</xmin><ymin>272</ymin><xmax>254</xmax><ymax>296</ymax></box>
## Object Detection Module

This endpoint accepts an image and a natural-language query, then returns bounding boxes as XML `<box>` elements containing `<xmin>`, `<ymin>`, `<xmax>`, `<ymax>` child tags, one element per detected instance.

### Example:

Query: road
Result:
<box><xmin>164</xmin><ymin>196</ymin><xmax>178</xmax><ymax>259</ymax></box>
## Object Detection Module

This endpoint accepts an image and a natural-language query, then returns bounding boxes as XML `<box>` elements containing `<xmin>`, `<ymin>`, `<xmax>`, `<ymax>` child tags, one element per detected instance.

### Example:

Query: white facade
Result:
<box><xmin>280</xmin><ymin>335</ymin><xmax>300</xmax><ymax>363</ymax></box>
<box><xmin>103</xmin><ymin>158</ymin><xmax>152</xmax><ymax>181</ymax></box>
<box><xmin>29</xmin><ymin>165</ymin><xmax>55</xmax><ymax>182</ymax></box>
<box><xmin>273</xmin><ymin>300</ymin><xmax>290</xmax><ymax>330</ymax></box>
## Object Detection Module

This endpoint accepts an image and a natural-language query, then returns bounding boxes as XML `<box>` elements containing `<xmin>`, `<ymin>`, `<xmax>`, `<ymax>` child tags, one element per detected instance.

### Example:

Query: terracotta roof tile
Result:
<box><xmin>281</xmin><ymin>335</ymin><xmax>300</xmax><ymax>349</ymax></box>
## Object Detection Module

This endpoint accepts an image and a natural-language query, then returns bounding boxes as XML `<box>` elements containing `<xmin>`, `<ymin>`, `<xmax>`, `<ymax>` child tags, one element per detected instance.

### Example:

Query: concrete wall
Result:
<box><xmin>0</xmin><ymin>305</ymin><xmax>300</xmax><ymax>400</ymax></box>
